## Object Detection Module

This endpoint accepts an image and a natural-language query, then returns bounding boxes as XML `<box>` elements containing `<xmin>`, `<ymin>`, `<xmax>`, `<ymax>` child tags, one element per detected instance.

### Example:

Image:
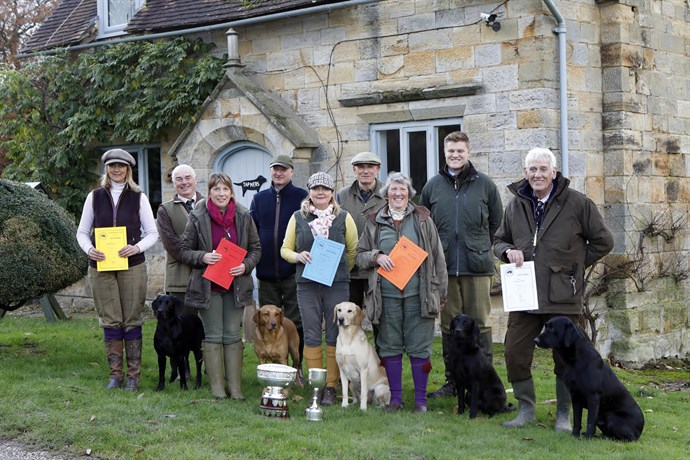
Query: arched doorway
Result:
<box><xmin>213</xmin><ymin>141</ymin><xmax>273</xmax><ymax>210</ymax></box>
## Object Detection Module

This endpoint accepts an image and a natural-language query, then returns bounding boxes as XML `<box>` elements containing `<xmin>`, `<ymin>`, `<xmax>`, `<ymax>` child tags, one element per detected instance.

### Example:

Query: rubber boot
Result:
<box><xmin>410</xmin><ymin>356</ymin><xmax>431</xmax><ymax>413</ymax></box>
<box><xmin>427</xmin><ymin>333</ymin><xmax>456</xmax><ymax>397</ymax></box>
<box><xmin>503</xmin><ymin>377</ymin><xmax>537</xmax><ymax>428</ymax></box>
<box><xmin>383</xmin><ymin>355</ymin><xmax>403</xmax><ymax>412</ymax></box>
<box><xmin>203</xmin><ymin>342</ymin><xmax>227</xmax><ymax>399</ymax></box>
<box><xmin>104</xmin><ymin>340</ymin><xmax>124</xmax><ymax>390</ymax></box>
<box><xmin>479</xmin><ymin>329</ymin><xmax>494</xmax><ymax>364</ymax></box>
<box><xmin>555</xmin><ymin>378</ymin><xmax>572</xmax><ymax>432</ymax></box>
<box><xmin>123</xmin><ymin>339</ymin><xmax>142</xmax><ymax>392</ymax></box>
<box><xmin>224</xmin><ymin>342</ymin><xmax>245</xmax><ymax>400</ymax></box>
<box><xmin>321</xmin><ymin>345</ymin><xmax>339</xmax><ymax>406</ymax></box>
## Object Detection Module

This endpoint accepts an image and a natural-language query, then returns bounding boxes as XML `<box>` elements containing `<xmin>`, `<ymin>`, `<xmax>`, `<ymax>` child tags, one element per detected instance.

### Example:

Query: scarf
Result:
<box><xmin>308</xmin><ymin>204</ymin><xmax>336</xmax><ymax>237</ymax></box>
<box><xmin>207</xmin><ymin>197</ymin><xmax>238</xmax><ymax>249</ymax></box>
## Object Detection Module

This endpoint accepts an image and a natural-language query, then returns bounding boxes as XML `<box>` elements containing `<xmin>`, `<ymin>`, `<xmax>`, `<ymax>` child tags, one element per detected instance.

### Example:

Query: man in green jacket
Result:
<box><xmin>156</xmin><ymin>164</ymin><xmax>203</xmax><ymax>311</ymax></box>
<box><xmin>420</xmin><ymin>131</ymin><xmax>503</xmax><ymax>398</ymax></box>
<box><xmin>493</xmin><ymin>147</ymin><xmax>613</xmax><ymax>430</ymax></box>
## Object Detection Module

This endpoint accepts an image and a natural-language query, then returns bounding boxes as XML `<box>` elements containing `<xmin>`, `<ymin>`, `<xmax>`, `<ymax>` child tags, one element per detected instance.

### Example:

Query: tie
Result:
<box><xmin>535</xmin><ymin>201</ymin><xmax>545</xmax><ymax>230</ymax></box>
<box><xmin>185</xmin><ymin>199</ymin><xmax>195</xmax><ymax>211</ymax></box>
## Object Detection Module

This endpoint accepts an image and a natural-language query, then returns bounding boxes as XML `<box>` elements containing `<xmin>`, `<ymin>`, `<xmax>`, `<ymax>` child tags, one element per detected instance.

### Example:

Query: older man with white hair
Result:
<box><xmin>156</xmin><ymin>164</ymin><xmax>203</xmax><ymax>309</ymax></box>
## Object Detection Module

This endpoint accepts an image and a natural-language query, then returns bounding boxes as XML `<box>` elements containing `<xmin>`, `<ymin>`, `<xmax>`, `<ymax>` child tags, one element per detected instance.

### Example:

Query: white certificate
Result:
<box><xmin>500</xmin><ymin>261</ymin><xmax>539</xmax><ymax>312</ymax></box>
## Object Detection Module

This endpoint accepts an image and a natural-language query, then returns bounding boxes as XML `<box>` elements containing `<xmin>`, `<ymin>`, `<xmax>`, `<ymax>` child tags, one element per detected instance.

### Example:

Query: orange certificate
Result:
<box><xmin>377</xmin><ymin>236</ymin><xmax>428</xmax><ymax>291</ymax></box>
<box><xmin>203</xmin><ymin>239</ymin><xmax>248</xmax><ymax>290</ymax></box>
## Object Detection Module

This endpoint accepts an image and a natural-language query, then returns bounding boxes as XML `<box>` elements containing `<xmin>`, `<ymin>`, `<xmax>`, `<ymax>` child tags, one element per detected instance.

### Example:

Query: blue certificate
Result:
<box><xmin>302</xmin><ymin>236</ymin><xmax>345</xmax><ymax>286</ymax></box>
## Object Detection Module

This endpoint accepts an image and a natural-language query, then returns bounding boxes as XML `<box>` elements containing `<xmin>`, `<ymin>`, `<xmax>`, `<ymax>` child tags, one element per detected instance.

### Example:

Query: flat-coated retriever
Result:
<box><xmin>152</xmin><ymin>294</ymin><xmax>204</xmax><ymax>391</ymax></box>
<box><xmin>535</xmin><ymin>317</ymin><xmax>644</xmax><ymax>441</ymax></box>
<box><xmin>449</xmin><ymin>314</ymin><xmax>508</xmax><ymax>418</ymax></box>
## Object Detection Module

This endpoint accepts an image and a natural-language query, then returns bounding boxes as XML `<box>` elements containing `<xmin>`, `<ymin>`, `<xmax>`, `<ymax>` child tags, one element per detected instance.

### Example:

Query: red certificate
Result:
<box><xmin>203</xmin><ymin>239</ymin><xmax>247</xmax><ymax>289</ymax></box>
<box><xmin>377</xmin><ymin>236</ymin><xmax>428</xmax><ymax>291</ymax></box>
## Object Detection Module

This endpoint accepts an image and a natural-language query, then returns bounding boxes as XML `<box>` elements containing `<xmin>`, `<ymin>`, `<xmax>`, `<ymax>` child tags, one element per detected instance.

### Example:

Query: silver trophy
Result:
<box><xmin>305</xmin><ymin>368</ymin><xmax>327</xmax><ymax>421</ymax></box>
<box><xmin>257</xmin><ymin>364</ymin><xmax>297</xmax><ymax>418</ymax></box>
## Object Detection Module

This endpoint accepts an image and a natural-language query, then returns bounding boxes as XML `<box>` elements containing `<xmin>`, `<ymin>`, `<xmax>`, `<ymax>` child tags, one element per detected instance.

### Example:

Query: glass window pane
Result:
<box><xmin>146</xmin><ymin>147</ymin><xmax>162</xmax><ymax>217</ymax></box>
<box><xmin>384</xmin><ymin>129</ymin><xmax>400</xmax><ymax>174</ymax></box>
<box><xmin>407</xmin><ymin>130</ymin><xmax>427</xmax><ymax>197</ymax></box>
<box><xmin>108</xmin><ymin>0</ymin><xmax>133</xmax><ymax>27</ymax></box>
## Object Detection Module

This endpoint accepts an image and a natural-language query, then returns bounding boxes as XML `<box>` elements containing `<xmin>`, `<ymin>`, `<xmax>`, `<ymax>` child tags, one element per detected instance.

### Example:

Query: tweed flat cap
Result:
<box><xmin>102</xmin><ymin>149</ymin><xmax>136</xmax><ymax>167</ymax></box>
<box><xmin>269</xmin><ymin>154</ymin><xmax>294</xmax><ymax>169</ymax></box>
<box><xmin>307</xmin><ymin>172</ymin><xmax>335</xmax><ymax>190</ymax></box>
<box><xmin>351</xmin><ymin>151</ymin><xmax>381</xmax><ymax>165</ymax></box>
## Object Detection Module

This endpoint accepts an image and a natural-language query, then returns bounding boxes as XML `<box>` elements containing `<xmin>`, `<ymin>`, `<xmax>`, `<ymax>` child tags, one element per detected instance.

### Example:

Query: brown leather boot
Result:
<box><xmin>104</xmin><ymin>340</ymin><xmax>124</xmax><ymax>390</ymax></box>
<box><xmin>124</xmin><ymin>339</ymin><xmax>142</xmax><ymax>392</ymax></box>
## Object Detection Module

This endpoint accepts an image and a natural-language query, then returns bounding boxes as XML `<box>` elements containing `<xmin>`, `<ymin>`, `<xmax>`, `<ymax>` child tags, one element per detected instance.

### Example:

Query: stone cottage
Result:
<box><xmin>22</xmin><ymin>0</ymin><xmax>690</xmax><ymax>365</ymax></box>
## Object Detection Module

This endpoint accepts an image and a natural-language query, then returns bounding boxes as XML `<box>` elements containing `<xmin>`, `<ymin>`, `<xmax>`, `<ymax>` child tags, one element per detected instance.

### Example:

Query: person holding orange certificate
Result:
<box><xmin>179</xmin><ymin>172</ymin><xmax>261</xmax><ymax>400</ymax></box>
<box><xmin>356</xmin><ymin>172</ymin><xmax>447</xmax><ymax>414</ymax></box>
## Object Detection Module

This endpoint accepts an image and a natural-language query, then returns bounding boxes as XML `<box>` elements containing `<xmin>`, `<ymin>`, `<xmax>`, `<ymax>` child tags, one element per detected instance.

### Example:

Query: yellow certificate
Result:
<box><xmin>94</xmin><ymin>226</ymin><xmax>129</xmax><ymax>272</ymax></box>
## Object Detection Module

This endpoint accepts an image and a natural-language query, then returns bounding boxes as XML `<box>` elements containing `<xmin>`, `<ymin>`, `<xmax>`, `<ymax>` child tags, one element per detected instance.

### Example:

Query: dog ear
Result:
<box><xmin>563</xmin><ymin>321</ymin><xmax>580</xmax><ymax>347</ymax></box>
<box><xmin>333</xmin><ymin>303</ymin><xmax>340</xmax><ymax>323</ymax></box>
<box><xmin>253</xmin><ymin>308</ymin><xmax>260</xmax><ymax>325</ymax></box>
<box><xmin>472</xmin><ymin>321</ymin><xmax>480</xmax><ymax>343</ymax></box>
<box><xmin>354</xmin><ymin>305</ymin><xmax>364</xmax><ymax>326</ymax></box>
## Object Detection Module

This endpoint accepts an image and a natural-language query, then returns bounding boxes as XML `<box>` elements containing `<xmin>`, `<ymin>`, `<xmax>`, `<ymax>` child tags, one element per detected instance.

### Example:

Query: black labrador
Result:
<box><xmin>449</xmin><ymin>314</ymin><xmax>508</xmax><ymax>418</ymax></box>
<box><xmin>152</xmin><ymin>294</ymin><xmax>204</xmax><ymax>391</ymax></box>
<box><xmin>535</xmin><ymin>317</ymin><xmax>644</xmax><ymax>441</ymax></box>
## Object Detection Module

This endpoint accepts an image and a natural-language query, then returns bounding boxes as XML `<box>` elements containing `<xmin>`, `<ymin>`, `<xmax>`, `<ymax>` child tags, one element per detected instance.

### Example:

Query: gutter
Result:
<box><xmin>18</xmin><ymin>0</ymin><xmax>378</xmax><ymax>59</ymax></box>
<box><xmin>541</xmin><ymin>0</ymin><xmax>569</xmax><ymax>177</ymax></box>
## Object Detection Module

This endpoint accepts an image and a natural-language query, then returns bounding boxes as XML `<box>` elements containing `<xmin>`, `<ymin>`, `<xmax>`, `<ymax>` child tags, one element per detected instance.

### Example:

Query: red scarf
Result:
<box><xmin>207</xmin><ymin>197</ymin><xmax>238</xmax><ymax>248</ymax></box>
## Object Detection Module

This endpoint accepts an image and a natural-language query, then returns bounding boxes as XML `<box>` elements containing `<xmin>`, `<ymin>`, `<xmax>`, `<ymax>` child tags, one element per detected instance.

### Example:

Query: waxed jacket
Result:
<box><xmin>420</xmin><ymin>162</ymin><xmax>502</xmax><ymax>276</ymax></box>
<box><xmin>179</xmin><ymin>198</ymin><xmax>261</xmax><ymax>310</ymax></box>
<box><xmin>337</xmin><ymin>179</ymin><xmax>386</xmax><ymax>280</ymax></box>
<box><xmin>156</xmin><ymin>192</ymin><xmax>203</xmax><ymax>293</ymax></box>
<box><xmin>492</xmin><ymin>173</ymin><xmax>613</xmax><ymax>315</ymax></box>
<box><xmin>356</xmin><ymin>203</ymin><xmax>448</xmax><ymax>325</ymax></box>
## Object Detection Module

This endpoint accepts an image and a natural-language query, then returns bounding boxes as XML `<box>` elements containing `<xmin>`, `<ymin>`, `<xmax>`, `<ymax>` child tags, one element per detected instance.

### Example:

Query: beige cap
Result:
<box><xmin>270</xmin><ymin>154</ymin><xmax>294</xmax><ymax>169</ymax></box>
<box><xmin>351</xmin><ymin>151</ymin><xmax>381</xmax><ymax>165</ymax></box>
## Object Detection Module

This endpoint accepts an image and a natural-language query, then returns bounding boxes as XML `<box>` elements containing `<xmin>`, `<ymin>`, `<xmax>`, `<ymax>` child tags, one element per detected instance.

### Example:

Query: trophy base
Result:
<box><xmin>259</xmin><ymin>387</ymin><xmax>289</xmax><ymax>418</ymax></box>
<box><xmin>305</xmin><ymin>406</ymin><xmax>323</xmax><ymax>421</ymax></box>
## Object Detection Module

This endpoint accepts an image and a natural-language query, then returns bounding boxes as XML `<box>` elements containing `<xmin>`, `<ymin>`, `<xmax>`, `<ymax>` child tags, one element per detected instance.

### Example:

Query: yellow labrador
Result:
<box><xmin>334</xmin><ymin>302</ymin><xmax>391</xmax><ymax>410</ymax></box>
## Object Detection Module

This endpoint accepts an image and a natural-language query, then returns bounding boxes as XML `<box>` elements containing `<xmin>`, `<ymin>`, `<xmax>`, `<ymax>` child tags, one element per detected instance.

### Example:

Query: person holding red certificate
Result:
<box><xmin>180</xmin><ymin>172</ymin><xmax>261</xmax><ymax>400</ymax></box>
<box><xmin>356</xmin><ymin>172</ymin><xmax>447</xmax><ymax>414</ymax></box>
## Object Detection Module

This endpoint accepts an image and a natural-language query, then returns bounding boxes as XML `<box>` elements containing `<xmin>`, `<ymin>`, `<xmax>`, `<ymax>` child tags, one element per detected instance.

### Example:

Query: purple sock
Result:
<box><xmin>410</xmin><ymin>356</ymin><xmax>431</xmax><ymax>408</ymax></box>
<box><xmin>123</xmin><ymin>326</ymin><xmax>142</xmax><ymax>341</ymax></box>
<box><xmin>383</xmin><ymin>354</ymin><xmax>403</xmax><ymax>404</ymax></box>
<box><xmin>103</xmin><ymin>327</ymin><xmax>124</xmax><ymax>341</ymax></box>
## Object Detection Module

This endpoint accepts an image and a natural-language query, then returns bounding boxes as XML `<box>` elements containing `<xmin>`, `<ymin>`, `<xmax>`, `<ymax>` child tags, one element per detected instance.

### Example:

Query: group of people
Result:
<box><xmin>77</xmin><ymin>131</ymin><xmax>613</xmax><ymax>426</ymax></box>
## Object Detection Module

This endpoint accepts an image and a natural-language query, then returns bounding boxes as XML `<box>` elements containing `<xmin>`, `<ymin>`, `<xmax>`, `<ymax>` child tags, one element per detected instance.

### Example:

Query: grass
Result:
<box><xmin>0</xmin><ymin>313</ymin><xmax>688</xmax><ymax>460</ymax></box>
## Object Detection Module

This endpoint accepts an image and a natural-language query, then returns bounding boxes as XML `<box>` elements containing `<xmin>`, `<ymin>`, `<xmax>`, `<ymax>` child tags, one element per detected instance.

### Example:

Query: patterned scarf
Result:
<box><xmin>308</xmin><ymin>204</ymin><xmax>336</xmax><ymax>237</ymax></box>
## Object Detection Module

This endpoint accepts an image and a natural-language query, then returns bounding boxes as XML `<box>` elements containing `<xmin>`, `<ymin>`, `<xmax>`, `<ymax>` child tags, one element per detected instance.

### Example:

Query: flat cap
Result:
<box><xmin>269</xmin><ymin>154</ymin><xmax>294</xmax><ymax>169</ymax></box>
<box><xmin>307</xmin><ymin>172</ymin><xmax>335</xmax><ymax>190</ymax></box>
<box><xmin>102</xmin><ymin>149</ymin><xmax>136</xmax><ymax>167</ymax></box>
<box><xmin>351</xmin><ymin>151</ymin><xmax>381</xmax><ymax>165</ymax></box>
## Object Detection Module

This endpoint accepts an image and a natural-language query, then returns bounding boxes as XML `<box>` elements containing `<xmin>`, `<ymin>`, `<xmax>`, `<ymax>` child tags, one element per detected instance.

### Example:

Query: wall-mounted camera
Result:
<box><xmin>480</xmin><ymin>12</ymin><xmax>501</xmax><ymax>32</ymax></box>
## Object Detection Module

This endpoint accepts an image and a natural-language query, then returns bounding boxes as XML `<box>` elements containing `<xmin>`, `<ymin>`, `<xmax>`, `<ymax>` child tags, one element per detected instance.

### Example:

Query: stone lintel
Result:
<box><xmin>338</xmin><ymin>83</ymin><xmax>483</xmax><ymax>107</ymax></box>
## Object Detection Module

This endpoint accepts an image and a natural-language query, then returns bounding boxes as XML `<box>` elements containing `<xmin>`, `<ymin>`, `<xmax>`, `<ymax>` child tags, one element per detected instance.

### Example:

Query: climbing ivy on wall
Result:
<box><xmin>0</xmin><ymin>37</ymin><xmax>225</xmax><ymax>218</ymax></box>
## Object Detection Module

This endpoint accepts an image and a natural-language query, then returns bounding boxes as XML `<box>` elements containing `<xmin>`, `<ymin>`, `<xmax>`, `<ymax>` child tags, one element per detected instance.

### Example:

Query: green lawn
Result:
<box><xmin>0</xmin><ymin>314</ymin><xmax>688</xmax><ymax>459</ymax></box>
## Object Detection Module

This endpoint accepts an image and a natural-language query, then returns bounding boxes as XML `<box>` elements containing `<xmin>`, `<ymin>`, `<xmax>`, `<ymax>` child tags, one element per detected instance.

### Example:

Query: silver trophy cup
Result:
<box><xmin>257</xmin><ymin>364</ymin><xmax>297</xmax><ymax>418</ymax></box>
<box><xmin>305</xmin><ymin>368</ymin><xmax>327</xmax><ymax>421</ymax></box>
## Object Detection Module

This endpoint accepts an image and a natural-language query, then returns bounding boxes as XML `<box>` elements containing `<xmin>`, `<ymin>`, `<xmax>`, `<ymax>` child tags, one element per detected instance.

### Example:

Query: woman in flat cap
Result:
<box><xmin>76</xmin><ymin>149</ymin><xmax>159</xmax><ymax>392</ymax></box>
<box><xmin>281</xmin><ymin>172</ymin><xmax>358</xmax><ymax>407</ymax></box>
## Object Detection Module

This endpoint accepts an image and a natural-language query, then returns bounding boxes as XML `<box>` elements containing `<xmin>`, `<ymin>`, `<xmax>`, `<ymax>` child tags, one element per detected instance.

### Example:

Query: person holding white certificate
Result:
<box><xmin>356</xmin><ymin>172</ymin><xmax>447</xmax><ymax>414</ymax></box>
<box><xmin>76</xmin><ymin>149</ymin><xmax>159</xmax><ymax>392</ymax></box>
<box><xmin>493</xmin><ymin>147</ymin><xmax>613</xmax><ymax>431</ymax></box>
<box><xmin>280</xmin><ymin>172</ymin><xmax>357</xmax><ymax>406</ymax></box>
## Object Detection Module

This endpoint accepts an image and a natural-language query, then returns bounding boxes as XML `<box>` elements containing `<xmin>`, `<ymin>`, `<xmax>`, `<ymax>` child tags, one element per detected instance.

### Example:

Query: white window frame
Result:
<box><xmin>97</xmin><ymin>0</ymin><xmax>144</xmax><ymax>38</ymax></box>
<box><xmin>369</xmin><ymin>118</ymin><xmax>463</xmax><ymax>190</ymax></box>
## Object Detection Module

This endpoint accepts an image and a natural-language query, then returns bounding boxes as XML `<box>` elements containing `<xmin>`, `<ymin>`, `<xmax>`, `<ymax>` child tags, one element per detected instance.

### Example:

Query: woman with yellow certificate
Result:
<box><xmin>356</xmin><ymin>172</ymin><xmax>447</xmax><ymax>414</ymax></box>
<box><xmin>76</xmin><ymin>149</ymin><xmax>159</xmax><ymax>392</ymax></box>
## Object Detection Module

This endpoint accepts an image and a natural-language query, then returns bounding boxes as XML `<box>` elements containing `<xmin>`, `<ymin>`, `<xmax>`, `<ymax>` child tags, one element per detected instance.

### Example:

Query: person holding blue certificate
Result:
<box><xmin>280</xmin><ymin>172</ymin><xmax>357</xmax><ymax>406</ymax></box>
<box><xmin>180</xmin><ymin>172</ymin><xmax>261</xmax><ymax>400</ymax></box>
<box><xmin>356</xmin><ymin>172</ymin><xmax>447</xmax><ymax>414</ymax></box>
<box><xmin>76</xmin><ymin>149</ymin><xmax>159</xmax><ymax>392</ymax></box>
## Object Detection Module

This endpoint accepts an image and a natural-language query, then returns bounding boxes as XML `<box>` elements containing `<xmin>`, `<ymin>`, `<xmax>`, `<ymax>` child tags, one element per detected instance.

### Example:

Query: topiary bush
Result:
<box><xmin>0</xmin><ymin>179</ymin><xmax>88</xmax><ymax>311</ymax></box>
